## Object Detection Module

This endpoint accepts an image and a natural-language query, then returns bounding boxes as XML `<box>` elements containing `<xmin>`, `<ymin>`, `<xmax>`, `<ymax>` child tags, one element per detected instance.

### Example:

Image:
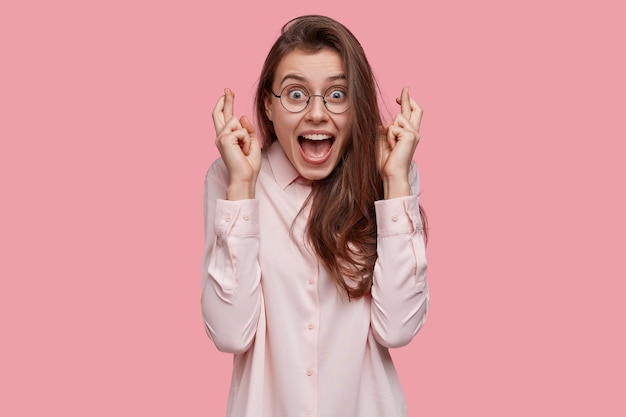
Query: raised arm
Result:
<box><xmin>201</xmin><ymin>89</ymin><xmax>263</xmax><ymax>354</ymax></box>
<box><xmin>371</xmin><ymin>88</ymin><xmax>429</xmax><ymax>347</ymax></box>
<box><xmin>370</xmin><ymin>165</ymin><xmax>429</xmax><ymax>348</ymax></box>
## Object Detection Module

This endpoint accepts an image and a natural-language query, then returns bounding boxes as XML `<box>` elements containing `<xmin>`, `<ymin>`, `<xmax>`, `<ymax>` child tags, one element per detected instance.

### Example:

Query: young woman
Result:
<box><xmin>202</xmin><ymin>15</ymin><xmax>429</xmax><ymax>417</ymax></box>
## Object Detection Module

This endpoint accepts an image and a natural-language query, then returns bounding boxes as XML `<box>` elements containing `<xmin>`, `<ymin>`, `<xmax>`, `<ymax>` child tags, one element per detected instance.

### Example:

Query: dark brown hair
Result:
<box><xmin>255</xmin><ymin>15</ymin><xmax>426</xmax><ymax>299</ymax></box>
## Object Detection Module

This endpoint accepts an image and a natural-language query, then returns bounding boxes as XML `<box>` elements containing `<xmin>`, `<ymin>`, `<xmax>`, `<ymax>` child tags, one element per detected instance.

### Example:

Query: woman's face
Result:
<box><xmin>265</xmin><ymin>48</ymin><xmax>352</xmax><ymax>181</ymax></box>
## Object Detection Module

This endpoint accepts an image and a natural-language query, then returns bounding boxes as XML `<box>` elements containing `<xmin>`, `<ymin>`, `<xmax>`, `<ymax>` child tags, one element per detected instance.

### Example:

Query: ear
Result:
<box><xmin>264</xmin><ymin>94</ymin><xmax>273</xmax><ymax>121</ymax></box>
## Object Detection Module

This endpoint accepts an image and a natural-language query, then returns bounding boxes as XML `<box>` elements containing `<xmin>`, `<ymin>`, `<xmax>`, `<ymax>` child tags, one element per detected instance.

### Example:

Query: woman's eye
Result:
<box><xmin>327</xmin><ymin>88</ymin><xmax>347</xmax><ymax>101</ymax></box>
<box><xmin>287</xmin><ymin>89</ymin><xmax>307</xmax><ymax>101</ymax></box>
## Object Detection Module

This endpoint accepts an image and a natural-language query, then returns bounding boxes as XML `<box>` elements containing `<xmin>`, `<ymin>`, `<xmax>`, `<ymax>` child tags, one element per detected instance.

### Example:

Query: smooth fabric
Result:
<box><xmin>202</xmin><ymin>141</ymin><xmax>429</xmax><ymax>417</ymax></box>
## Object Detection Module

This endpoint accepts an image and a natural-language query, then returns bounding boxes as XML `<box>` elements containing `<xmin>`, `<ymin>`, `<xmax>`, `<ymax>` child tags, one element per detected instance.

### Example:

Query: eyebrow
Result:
<box><xmin>279</xmin><ymin>74</ymin><xmax>347</xmax><ymax>87</ymax></box>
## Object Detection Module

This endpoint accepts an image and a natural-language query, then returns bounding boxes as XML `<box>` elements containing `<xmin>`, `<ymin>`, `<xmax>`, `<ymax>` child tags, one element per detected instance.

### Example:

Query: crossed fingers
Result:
<box><xmin>212</xmin><ymin>88</ymin><xmax>236</xmax><ymax>135</ymax></box>
<box><xmin>396</xmin><ymin>86</ymin><xmax>422</xmax><ymax>132</ymax></box>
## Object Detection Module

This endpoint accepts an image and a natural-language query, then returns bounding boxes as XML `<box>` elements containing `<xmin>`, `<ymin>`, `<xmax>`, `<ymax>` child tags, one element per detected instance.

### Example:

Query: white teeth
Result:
<box><xmin>301</xmin><ymin>134</ymin><xmax>332</xmax><ymax>141</ymax></box>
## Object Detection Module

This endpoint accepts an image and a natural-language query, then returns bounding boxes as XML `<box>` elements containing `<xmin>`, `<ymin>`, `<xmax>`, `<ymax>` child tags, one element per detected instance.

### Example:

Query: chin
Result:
<box><xmin>296</xmin><ymin>161</ymin><xmax>338</xmax><ymax>182</ymax></box>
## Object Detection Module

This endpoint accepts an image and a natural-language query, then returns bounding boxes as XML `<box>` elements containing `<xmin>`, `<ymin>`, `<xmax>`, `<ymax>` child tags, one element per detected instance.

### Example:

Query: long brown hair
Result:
<box><xmin>255</xmin><ymin>15</ymin><xmax>426</xmax><ymax>299</ymax></box>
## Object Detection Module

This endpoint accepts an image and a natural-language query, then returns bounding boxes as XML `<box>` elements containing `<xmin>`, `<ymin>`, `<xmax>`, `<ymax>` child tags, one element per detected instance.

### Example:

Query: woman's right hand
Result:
<box><xmin>212</xmin><ymin>88</ymin><xmax>261</xmax><ymax>200</ymax></box>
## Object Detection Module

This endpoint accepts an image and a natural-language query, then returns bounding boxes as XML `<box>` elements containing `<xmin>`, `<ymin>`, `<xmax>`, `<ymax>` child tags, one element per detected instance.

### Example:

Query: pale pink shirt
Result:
<box><xmin>202</xmin><ymin>142</ymin><xmax>428</xmax><ymax>417</ymax></box>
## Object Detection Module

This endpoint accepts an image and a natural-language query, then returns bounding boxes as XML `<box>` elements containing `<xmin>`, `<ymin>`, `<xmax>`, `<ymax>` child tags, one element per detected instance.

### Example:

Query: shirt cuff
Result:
<box><xmin>214</xmin><ymin>199</ymin><xmax>260</xmax><ymax>236</ymax></box>
<box><xmin>375</xmin><ymin>195</ymin><xmax>422</xmax><ymax>237</ymax></box>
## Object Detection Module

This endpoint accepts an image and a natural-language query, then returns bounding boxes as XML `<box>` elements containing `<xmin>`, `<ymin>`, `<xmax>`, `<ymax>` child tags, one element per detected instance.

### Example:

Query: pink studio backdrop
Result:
<box><xmin>1</xmin><ymin>0</ymin><xmax>624</xmax><ymax>416</ymax></box>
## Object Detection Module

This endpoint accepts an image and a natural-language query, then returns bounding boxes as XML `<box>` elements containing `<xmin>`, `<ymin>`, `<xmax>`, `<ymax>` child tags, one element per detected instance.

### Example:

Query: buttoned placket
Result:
<box><xmin>291</xmin><ymin>178</ymin><xmax>319</xmax><ymax>417</ymax></box>
<box><xmin>301</xmin><ymin>259</ymin><xmax>320</xmax><ymax>417</ymax></box>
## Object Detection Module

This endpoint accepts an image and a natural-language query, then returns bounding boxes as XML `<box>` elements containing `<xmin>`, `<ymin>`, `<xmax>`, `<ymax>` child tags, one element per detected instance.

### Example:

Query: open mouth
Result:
<box><xmin>298</xmin><ymin>133</ymin><xmax>334</xmax><ymax>163</ymax></box>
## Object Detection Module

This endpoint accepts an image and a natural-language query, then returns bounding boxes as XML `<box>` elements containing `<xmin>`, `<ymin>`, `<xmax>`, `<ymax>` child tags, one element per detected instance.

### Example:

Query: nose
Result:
<box><xmin>304</xmin><ymin>95</ymin><xmax>329</xmax><ymax>122</ymax></box>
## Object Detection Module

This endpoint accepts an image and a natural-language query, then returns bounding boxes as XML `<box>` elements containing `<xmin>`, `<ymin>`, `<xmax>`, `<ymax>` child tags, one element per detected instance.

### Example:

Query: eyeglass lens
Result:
<box><xmin>278</xmin><ymin>84</ymin><xmax>349</xmax><ymax>113</ymax></box>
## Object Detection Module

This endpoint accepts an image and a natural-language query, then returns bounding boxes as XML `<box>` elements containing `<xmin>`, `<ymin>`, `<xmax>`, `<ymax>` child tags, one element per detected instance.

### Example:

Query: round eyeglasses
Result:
<box><xmin>271</xmin><ymin>84</ymin><xmax>350</xmax><ymax>114</ymax></box>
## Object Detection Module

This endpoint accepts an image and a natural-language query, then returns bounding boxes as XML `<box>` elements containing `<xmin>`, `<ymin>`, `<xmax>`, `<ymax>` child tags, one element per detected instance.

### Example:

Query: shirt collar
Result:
<box><xmin>267</xmin><ymin>141</ymin><xmax>301</xmax><ymax>189</ymax></box>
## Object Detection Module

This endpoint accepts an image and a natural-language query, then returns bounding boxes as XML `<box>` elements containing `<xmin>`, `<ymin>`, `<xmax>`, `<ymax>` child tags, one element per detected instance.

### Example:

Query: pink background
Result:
<box><xmin>2</xmin><ymin>0</ymin><xmax>624</xmax><ymax>415</ymax></box>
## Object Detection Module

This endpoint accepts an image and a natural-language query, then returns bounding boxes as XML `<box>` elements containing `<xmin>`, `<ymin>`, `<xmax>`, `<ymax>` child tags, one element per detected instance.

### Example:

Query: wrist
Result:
<box><xmin>382</xmin><ymin>175</ymin><xmax>410</xmax><ymax>199</ymax></box>
<box><xmin>226</xmin><ymin>180</ymin><xmax>256</xmax><ymax>200</ymax></box>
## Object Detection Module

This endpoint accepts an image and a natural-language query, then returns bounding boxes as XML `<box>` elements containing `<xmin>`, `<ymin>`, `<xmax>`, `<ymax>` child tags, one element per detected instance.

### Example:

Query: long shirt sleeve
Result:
<box><xmin>370</xmin><ymin>164</ymin><xmax>429</xmax><ymax>347</ymax></box>
<box><xmin>201</xmin><ymin>159</ymin><xmax>262</xmax><ymax>354</ymax></box>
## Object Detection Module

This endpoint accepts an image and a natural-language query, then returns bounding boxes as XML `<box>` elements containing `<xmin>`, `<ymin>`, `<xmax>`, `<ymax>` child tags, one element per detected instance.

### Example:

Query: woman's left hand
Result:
<box><xmin>377</xmin><ymin>86</ymin><xmax>422</xmax><ymax>199</ymax></box>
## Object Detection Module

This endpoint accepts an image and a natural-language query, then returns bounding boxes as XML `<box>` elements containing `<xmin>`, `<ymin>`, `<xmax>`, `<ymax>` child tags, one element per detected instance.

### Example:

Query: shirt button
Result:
<box><xmin>306</xmin><ymin>368</ymin><xmax>313</xmax><ymax>376</ymax></box>
<box><xmin>307</xmin><ymin>322</ymin><xmax>315</xmax><ymax>330</ymax></box>
<box><xmin>391</xmin><ymin>214</ymin><xmax>399</xmax><ymax>222</ymax></box>
<box><xmin>224</xmin><ymin>214</ymin><xmax>231</xmax><ymax>222</ymax></box>
<box><xmin>242</xmin><ymin>214</ymin><xmax>249</xmax><ymax>221</ymax></box>
<box><xmin>307</xmin><ymin>278</ymin><xmax>314</xmax><ymax>285</ymax></box>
